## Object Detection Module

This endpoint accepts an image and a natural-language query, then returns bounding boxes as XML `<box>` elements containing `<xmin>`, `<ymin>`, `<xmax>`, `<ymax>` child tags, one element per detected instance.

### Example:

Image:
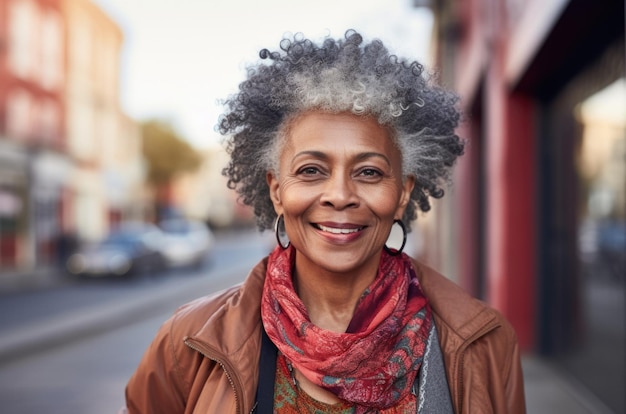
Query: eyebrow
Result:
<box><xmin>293</xmin><ymin>150</ymin><xmax>391</xmax><ymax>166</ymax></box>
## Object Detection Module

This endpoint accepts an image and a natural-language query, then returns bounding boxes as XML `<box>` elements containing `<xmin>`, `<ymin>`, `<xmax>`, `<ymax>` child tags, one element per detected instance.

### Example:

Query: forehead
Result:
<box><xmin>281</xmin><ymin>111</ymin><xmax>396</xmax><ymax>154</ymax></box>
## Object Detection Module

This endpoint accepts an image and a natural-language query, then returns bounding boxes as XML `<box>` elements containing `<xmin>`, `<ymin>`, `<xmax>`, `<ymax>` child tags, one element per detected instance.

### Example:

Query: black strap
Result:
<box><xmin>254</xmin><ymin>328</ymin><xmax>278</xmax><ymax>413</ymax></box>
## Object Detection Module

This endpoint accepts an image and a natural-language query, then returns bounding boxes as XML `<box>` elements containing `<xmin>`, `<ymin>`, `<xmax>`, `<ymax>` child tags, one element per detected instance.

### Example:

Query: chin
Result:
<box><xmin>303</xmin><ymin>246</ymin><xmax>382</xmax><ymax>275</ymax></box>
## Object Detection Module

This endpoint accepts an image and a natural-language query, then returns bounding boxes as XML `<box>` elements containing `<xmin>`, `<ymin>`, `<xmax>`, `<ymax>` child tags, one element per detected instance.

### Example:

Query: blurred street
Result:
<box><xmin>0</xmin><ymin>229</ymin><xmax>618</xmax><ymax>413</ymax></box>
<box><xmin>0</xmin><ymin>229</ymin><xmax>274</xmax><ymax>413</ymax></box>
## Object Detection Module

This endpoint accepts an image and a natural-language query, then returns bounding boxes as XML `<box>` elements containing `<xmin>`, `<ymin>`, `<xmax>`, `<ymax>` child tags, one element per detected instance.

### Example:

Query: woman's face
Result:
<box><xmin>267</xmin><ymin>111</ymin><xmax>414</xmax><ymax>277</ymax></box>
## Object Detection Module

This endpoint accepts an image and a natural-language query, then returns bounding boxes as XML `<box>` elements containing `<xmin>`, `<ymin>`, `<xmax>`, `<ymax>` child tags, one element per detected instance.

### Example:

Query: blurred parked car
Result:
<box><xmin>158</xmin><ymin>218</ymin><xmax>215</xmax><ymax>268</ymax></box>
<box><xmin>66</xmin><ymin>223</ymin><xmax>167</xmax><ymax>278</ymax></box>
<box><xmin>597</xmin><ymin>220</ymin><xmax>626</xmax><ymax>281</ymax></box>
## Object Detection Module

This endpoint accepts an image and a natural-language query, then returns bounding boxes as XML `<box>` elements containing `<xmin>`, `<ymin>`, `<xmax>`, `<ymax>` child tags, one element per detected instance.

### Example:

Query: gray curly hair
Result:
<box><xmin>218</xmin><ymin>29</ymin><xmax>464</xmax><ymax>231</ymax></box>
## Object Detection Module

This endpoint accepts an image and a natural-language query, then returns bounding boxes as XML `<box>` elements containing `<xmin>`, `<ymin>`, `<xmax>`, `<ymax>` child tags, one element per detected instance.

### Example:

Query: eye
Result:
<box><xmin>297</xmin><ymin>166</ymin><xmax>322</xmax><ymax>176</ymax></box>
<box><xmin>358</xmin><ymin>168</ymin><xmax>383</xmax><ymax>178</ymax></box>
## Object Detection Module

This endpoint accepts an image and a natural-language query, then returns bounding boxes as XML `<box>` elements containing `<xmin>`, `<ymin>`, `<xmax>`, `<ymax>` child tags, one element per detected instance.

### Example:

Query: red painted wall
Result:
<box><xmin>445</xmin><ymin>0</ymin><xmax>537</xmax><ymax>350</ymax></box>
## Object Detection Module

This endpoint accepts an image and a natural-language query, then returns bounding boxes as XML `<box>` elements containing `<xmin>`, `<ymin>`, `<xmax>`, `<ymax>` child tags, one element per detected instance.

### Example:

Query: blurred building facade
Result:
<box><xmin>171</xmin><ymin>145</ymin><xmax>256</xmax><ymax>230</ymax></box>
<box><xmin>0</xmin><ymin>0</ymin><xmax>68</xmax><ymax>270</ymax></box>
<box><xmin>63</xmin><ymin>0</ymin><xmax>146</xmax><ymax>241</ymax></box>
<box><xmin>426</xmin><ymin>0</ymin><xmax>625</xmax><ymax>411</ymax></box>
<box><xmin>0</xmin><ymin>0</ymin><xmax>146</xmax><ymax>278</ymax></box>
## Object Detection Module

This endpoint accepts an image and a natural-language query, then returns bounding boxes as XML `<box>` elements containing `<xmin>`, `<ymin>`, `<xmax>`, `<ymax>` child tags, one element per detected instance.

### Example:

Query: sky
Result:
<box><xmin>92</xmin><ymin>0</ymin><xmax>434</xmax><ymax>149</ymax></box>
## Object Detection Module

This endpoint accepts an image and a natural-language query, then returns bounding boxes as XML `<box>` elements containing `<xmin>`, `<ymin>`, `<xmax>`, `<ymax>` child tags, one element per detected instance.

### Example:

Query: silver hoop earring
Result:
<box><xmin>384</xmin><ymin>219</ymin><xmax>407</xmax><ymax>256</ymax></box>
<box><xmin>274</xmin><ymin>214</ymin><xmax>290</xmax><ymax>249</ymax></box>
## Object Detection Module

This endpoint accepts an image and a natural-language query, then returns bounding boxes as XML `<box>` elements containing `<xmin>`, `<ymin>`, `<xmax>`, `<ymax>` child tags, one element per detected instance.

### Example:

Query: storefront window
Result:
<box><xmin>539</xmin><ymin>32</ymin><xmax>625</xmax><ymax>409</ymax></box>
<box><xmin>569</xmin><ymin>78</ymin><xmax>625</xmax><ymax>411</ymax></box>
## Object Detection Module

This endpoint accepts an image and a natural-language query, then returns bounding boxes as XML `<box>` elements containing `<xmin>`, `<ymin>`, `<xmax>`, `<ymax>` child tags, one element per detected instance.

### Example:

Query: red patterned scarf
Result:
<box><xmin>261</xmin><ymin>245</ymin><xmax>432</xmax><ymax>412</ymax></box>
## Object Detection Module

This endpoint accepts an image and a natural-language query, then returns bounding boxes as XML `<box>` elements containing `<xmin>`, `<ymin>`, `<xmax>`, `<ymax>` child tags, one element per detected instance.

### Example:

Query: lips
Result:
<box><xmin>314</xmin><ymin>223</ymin><xmax>365</xmax><ymax>234</ymax></box>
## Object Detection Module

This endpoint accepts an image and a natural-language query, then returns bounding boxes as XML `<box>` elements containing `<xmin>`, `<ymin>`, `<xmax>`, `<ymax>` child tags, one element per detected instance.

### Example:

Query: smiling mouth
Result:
<box><xmin>314</xmin><ymin>224</ymin><xmax>364</xmax><ymax>234</ymax></box>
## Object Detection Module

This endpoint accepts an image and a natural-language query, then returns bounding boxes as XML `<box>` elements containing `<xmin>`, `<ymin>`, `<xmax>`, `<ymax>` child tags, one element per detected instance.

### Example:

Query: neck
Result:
<box><xmin>293</xmin><ymin>255</ymin><xmax>380</xmax><ymax>333</ymax></box>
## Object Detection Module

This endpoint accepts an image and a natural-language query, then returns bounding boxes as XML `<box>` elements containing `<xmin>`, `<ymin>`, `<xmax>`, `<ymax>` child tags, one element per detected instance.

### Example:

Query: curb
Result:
<box><xmin>0</xmin><ymin>262</ymin><xmax>252</xmax><ymax>365</ymax></box>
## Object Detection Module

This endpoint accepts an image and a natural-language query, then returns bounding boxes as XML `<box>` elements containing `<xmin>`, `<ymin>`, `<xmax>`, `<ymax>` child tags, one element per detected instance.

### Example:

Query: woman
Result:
<box><xmin>124</xmin><ymin>30</ymin><xmax>525</xmax><ymax>413</ymax></box>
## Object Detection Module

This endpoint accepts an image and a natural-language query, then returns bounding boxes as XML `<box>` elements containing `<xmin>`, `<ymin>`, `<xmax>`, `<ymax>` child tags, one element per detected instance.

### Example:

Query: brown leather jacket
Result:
<box><xmin>124</xmin><ymin>257</ymin><xmax>526</xmax><ymax>413</ymax></box>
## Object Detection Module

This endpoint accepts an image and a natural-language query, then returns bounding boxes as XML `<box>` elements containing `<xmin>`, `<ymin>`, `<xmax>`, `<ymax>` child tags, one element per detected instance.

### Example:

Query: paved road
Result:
<box><xmin>0</xmin><ymin>229</ymin><xmax>274</xmax><ymax>363</ymax></box>
<box><xmin>0</xmin><ymin>310</ymin><xmax>170</xmax><ymax>414</ymax></box>
<box><xmin>0</xmin><ymin>229</ymin><xmax>274</xmax><ymax>413</ymax></box>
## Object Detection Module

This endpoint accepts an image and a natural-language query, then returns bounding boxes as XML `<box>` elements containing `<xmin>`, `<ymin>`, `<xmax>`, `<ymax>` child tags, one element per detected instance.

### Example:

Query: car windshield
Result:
<box><xmin>160</xmin><ymin>221</ymin><xmax>193</xmax><ymax>234</ymax></box>
<box><xmin>101</xmin><ymin>231</ymin><xmax>143</xmax><ymax>249</ymax></box>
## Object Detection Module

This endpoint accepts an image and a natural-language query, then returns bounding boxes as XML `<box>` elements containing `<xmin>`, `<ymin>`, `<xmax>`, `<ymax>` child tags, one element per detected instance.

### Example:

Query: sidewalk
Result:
<box><xmin>522</xmin><ymin>355</ymin><xmax>615</xmax><ymax>413</ymax></box>
<box><xmin>0</xmin><ymin>260</ymin><xmax>255</xmax><ymax>364</ymax></box>
<box><xmin>0</xmin><ymin>265</ymin><xmax>69</xmax><ymax>294</ymax></box>
<box><xmin>0</xmin><ymin>270</ymin><xmax>616</xmax><ymax>413</ymax></box>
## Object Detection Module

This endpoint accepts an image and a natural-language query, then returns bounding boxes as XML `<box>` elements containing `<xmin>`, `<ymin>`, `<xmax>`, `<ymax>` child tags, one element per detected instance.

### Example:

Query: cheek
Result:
<box><xmin>277</xmin><ymin>181</ymin><xmax>317</xmax><ymax>215</ymax></box>
<box><xmin>363</xmin><ymin>184</ymin><xmax>404</xmax><ymax>217</ymax></box>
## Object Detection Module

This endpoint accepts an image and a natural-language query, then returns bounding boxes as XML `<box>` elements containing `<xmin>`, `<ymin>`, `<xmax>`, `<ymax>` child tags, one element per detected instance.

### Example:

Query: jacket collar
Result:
<box><xmin>411</xmin><ymin>258</ymin><xmax>500</xmax><ymax>350</ymax></box>
<box><xmin>189</xmin><ymin>255</ymin><xmax>499</xmax><ymax>355</ymax></box>
<box><xmin>189</xmin><ymin>257</ymin><xmax>267</xmax><ymax>354</ymax></box>
<box><xmin>184</xmin><ymin>258</ymin><xmax>268</xmax><ymax>414</ymax></box>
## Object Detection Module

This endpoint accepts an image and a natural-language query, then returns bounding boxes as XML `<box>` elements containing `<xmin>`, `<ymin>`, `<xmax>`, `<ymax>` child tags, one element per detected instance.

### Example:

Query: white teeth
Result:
<box><xmin>317</xmin><ymin>224</ymin><xmax>361</xmax><ymax>234</ymax></box>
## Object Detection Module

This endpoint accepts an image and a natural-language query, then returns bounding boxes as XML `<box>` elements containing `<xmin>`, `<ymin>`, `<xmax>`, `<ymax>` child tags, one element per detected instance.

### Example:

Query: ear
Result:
<box><xmin>266</xmin><ymin>171</ymin><xmax>283</xmax><ymax>215</ymax></box>
<box><xmin>395</xmin><ymin>175</ymin><xmax>415</xmax><ymax>219</ymax></box>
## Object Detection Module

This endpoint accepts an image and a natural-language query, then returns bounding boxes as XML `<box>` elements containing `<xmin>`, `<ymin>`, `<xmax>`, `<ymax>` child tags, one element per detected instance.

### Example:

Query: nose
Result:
<box><xmin>319</xmin><ymin>172</ymin><xmax>360</xmax><ymax>209</ymax></box>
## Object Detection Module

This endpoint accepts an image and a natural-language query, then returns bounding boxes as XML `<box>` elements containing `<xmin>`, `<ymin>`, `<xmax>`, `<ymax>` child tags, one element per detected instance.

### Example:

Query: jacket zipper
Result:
<box><xmin>183</xmin><ymin>337</ymin><xmax>244</xmax><ymax>414</ymax></box>
<box><xmin>455</xmin><ymin>320</ymin><xmax>501</xmax><ymax>413</ymax></box>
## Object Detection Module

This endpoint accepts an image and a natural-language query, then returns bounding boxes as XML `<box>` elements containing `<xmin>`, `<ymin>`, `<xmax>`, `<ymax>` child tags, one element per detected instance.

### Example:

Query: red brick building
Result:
<box><xmin>0</xmin><ymin>0</ymin><xmax>144</xmax><ymax>279</ymax></box>
<box><xmin>0</xmin><ymin>0</ymin><xmax>68</xmax><ymax>269</ymax></box>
